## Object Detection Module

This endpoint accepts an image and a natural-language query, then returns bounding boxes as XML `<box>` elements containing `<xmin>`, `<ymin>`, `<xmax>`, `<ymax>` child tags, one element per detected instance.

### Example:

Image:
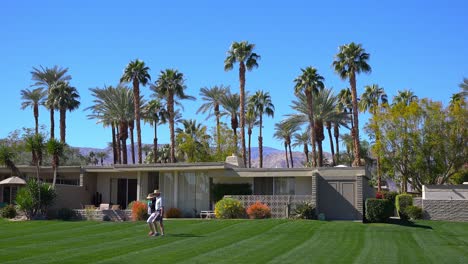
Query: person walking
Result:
<box><xmin>146</xmin><ymin>192</ymin><xmax>157</xmax><ymax>236</ymax></box>
<box><xmin>146</xmin><ymin>190</ymin><xmax>164</xmax><ymax>237</ymax></box>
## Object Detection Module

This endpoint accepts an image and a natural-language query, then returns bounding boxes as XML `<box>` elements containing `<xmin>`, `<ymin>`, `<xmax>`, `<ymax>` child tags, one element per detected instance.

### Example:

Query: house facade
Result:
<box><xmin>0</xmin><ymin>156</ymin><xmax>373</xmax><ymax>220</ymax></box>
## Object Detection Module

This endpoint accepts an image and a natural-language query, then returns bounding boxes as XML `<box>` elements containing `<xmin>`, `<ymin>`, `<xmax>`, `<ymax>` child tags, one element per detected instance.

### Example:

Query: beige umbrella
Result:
<box><xmin>0</xmin><ymin>176</ymin><xmax>27</xmax><ymax>185</ymax></box>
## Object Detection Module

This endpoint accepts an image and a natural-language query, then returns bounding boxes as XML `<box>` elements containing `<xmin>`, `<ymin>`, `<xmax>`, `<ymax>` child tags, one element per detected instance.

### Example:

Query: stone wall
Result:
<box><xmin>73</xmin><ymin>209</ymin><xmax>132</xmax><ymax>221</ymax></box>
<box><xmin>228</xmin><ymin>195</ymin><xmax>314</xmax><ymax>218</ymax></box>
<box><xmin>421</xmin><ymin>200</ymin><xmax>468</xmax><ymax>221</ymax></box>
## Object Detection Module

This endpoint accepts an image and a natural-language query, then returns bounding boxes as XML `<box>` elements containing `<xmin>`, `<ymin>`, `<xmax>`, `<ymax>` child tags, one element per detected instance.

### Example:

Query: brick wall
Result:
<box><xmin>421</xmin><ymin>200</ymin><xmax>468</xmax><ymax>221</ymax></box>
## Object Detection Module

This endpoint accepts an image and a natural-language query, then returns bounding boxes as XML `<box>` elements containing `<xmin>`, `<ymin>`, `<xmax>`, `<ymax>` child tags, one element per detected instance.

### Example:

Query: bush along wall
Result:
<box><xmin>396</xmin><ymin>194</ymin><xmax>413</xmax><ymax>220</ymax></box>
<box><xmin>365</xmin><ymin>198</ymin><xmax>393</xmax><ymax>223</ymax></box>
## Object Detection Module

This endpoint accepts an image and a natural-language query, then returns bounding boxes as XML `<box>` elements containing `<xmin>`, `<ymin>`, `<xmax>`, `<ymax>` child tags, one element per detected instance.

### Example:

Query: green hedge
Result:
<box><xmin>365</xmin><ymin>198</ymin><xmax>393</xmax><ymax>223</ymax></box>
<box><xmin>212</xmin><ymin>183</ymin><xmax>252</xmax><ymax>202</ymax></box>
<box><xmin>214</xmin><ymin>197</ymin><xmax>245</xmax><ymax>219</ymax></box>
<box><xmin>396</xmin><ymin>194</ymin><xmax>413</xmax><ymax>220</ymax></box>
<box><xmin>405</xmin><ymin>205</ymin><xmax>423</xmax><ymax>220</ymax></box>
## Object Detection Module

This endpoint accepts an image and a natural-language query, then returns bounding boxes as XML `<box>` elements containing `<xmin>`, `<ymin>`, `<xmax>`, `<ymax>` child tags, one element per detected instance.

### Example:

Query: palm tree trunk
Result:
<box><xmin>306</xmin><ymin>92</ymin><xmax>317</xmax><ymax>167</ymax></box>
<box><xmin>116</xmin><ymin>124</ymin><xmax>121</xmax><ymax>164</ymax></box>
<box><xmin>133</xmin><ymin>79</ymin><xmax>143</xmax><ymax>164</ymax></box>
<box><xmin>129</xmin><ymin>120</ymin><xmax>135</xmax><ymax>164</ymax></box>
<box><xmin>315</xmin><ymin>121</ymin><xmax>324</xmax><ymax>167</ymax></box>
<box><xmin>59</xmin><ymin>108</ymin><xmax>66</xmax><ymax>143</ymax></box>
<box><xmin>350</xmin><ymin>74</ymin><xmax>361</xmax><ymax>167</ymax></box>
<box><xmin>233</xmin><ymin>128</ymin><xmax>238</xmax><ymax>154</ymax></box>
<box><xmin>119</xmin><ymin>121</ymin><xmax>128</xmax><ymax>164</ymax></box>
<box><xmin>284</xmin><ymin>142</ymin><xmax>289</xmax><ymax>168</ymax></box>
<box><xmin>327</xmin><ymin>122</ymin><xmax>335</xmax><ymax>166</ymax></box>
<box><xmin>153</xmin><ymin>123</ymin><xmax>158</xmax><ymax>163</ymax></box>
<box><xmin>239</xmin><ymin>62</ymin><xmax>247</xmax><ymax>167</ymax></box>
<box><xmin>304</xmin><ymin>143</ymin><xmax>309</xmax><ymax>164</ymax></box>
<box><xmin>50</xmin><ymin>108</ymin><xmax>55</xmax><ymax>139</ymax></box>
<box><xmin>52</xmin><ymin>161</ymin><xmax>57</xmax><ymax>188</ymax></box>
<box><xmin>34</xmin><ymin>104</ymin><xmax>39</xmax><ymax>135</ymax></box>
<box><xmin>288</xmin><ymin>142</ymin><xmax>294</xmax><ymax>168</ymax></box>
<box><xmin>259</xmin><ymin>114</ymin><xmax>263</xmax><ymax>168</ymax></box>
<box><xmin>111</xmin><ymin>123</ymin><xmax>117</xmax><ymax>164</ymax></box>
<box><xmin>169</xmin><ymin>94</ymin><xmax>176</xmax><ymax>163</ymax></box>
<box><xmin>334</xmin><ymin>123</ymin><xmax>340</xmax><ymax>165</ymax></box>
<box><xmin>215</xmin><ymin>105</ymin><xmax>221</xmax><ymax>155</ymax></box>
<box><xmin>248</xmin><ymin>128</ymin><xmax>252</xmax><ymax>168</ymax></box>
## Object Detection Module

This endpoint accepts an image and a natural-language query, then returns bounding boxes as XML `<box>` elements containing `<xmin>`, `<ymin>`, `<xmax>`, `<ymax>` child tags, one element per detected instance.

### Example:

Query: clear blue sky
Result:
<box><xmin>1</xmin><ymin>0</ymin><xmax>467</xmax><ymax>152</ymax></box>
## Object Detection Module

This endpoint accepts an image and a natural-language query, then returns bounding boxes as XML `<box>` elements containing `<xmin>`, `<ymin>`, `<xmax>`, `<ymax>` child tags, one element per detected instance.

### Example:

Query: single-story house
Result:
<box><xmin>0</xmin><ymin>155</ymin><xmax>373</xmax><ymax>220</ymax></box>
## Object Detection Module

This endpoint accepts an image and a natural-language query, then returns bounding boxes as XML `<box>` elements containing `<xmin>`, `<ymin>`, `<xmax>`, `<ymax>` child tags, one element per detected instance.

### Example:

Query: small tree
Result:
<box><xmin>16</xmin><ymin>179</ymin><xmax>56</xmax><ymax>219</ymax></box>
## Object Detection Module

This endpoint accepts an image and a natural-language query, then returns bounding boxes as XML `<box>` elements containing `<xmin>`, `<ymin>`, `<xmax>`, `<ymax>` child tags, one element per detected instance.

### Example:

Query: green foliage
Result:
<box><xmin>450</xmin><ymin>169</ymin><xmax>468</xmax><ymax>184</ymax></box>
<box><xmin>1</xmin><ymin>205</ymin><xmax>17</xmax><ymax>219</ymax></box>
<box><xmin>57</xmin><ymin>208</ymin><xmax>76</xmax><ymax>221</ymax></box>
<box><xmin>292</xmin><ymin>202</ymin><xmax>316</xmax><ymax>219</ymax></box>
<box><xmin>396</xmin><ymin>194</ymin><xmax>413</xmax><ymax>220</ymax></box>
<box><xmin>214</xmin><ymin>197</ymin><xmax>245</xmax><ymax>219</ymax></box>
<box><xmin>365</xmin><ymin>198</ymin><xmax>393</xmax><ymax>223</ymax></box>
<box><xmin>404</xmin><ymin>205</ymin><xmax>423</xmax><ymax>220</ymax></box>
<box><xmin>15</xmin><ymin>179</ymin><xmax>56</xmax><ymax>219</ymax></box>
<box><xmin>211</xmin><ymin>183</ymin><xmax>252</xmax><ymax>203</ymax></box>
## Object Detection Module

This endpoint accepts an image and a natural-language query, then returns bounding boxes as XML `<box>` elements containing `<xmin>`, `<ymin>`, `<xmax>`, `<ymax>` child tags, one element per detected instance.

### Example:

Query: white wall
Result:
<box><xmin>423</xmin><ymin>185</ymin><xmax>468</xmax><ymax>200</ymax></box>
<box><xmin>295</xmin><ymin>177</ymin><xmax>312</xmax><ymax>195</ymax></box>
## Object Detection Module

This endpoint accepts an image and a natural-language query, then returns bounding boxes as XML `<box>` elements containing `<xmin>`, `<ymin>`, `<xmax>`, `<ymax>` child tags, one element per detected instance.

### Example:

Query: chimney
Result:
<box><xmin>225</xmin><ymin>154</ymin><xmax>245</xmax><ymax>168</ymax></box>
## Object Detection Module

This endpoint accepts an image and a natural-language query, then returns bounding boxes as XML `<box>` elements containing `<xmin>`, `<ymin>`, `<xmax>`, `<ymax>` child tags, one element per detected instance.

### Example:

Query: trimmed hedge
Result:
<box><xmin>396</xmin><ymin>194</ymin><xmax>413</xmax><ymax>220</ymax></box>
<box><xmin>405</xmin><ymin>205</ymin><xmax>423</xmax><ymax>220</ymax></box>
<box><xmin>365</xmin><ymin>198</ymin><xmax>393</xmax><ymax>223</ymax></box>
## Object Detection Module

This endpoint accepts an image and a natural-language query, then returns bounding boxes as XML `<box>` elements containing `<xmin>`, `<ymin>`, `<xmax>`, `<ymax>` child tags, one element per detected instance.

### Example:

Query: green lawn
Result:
<box><xmin>0</xmin><ymin>219</ymin><xmax>467</xmax><ymax>263</ymax></box>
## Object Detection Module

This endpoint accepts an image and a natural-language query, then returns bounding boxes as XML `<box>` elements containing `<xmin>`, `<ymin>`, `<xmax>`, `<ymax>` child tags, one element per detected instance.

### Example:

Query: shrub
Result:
<box><xmin>15</xmin><ymin>179</ymin><xmax>56</xmax><ymax>220</ymax></box>
<box><xmin>246</xmin><ymin>201</ymin><xmax>271</xmax><ymax>219</ymax></box>
<box><xmin>396</xmin><ymin>194</ymin><xmax>413</xmax><ymax>220</ymax></box>
<box><xmin>165</xmin><ymin>207</ymin><xmax>182</xmax><ymax>218</ymax></box>
<box><xmin>131</xmin><ymin>201</ymin><xmax>148</xmax><ymax>221</ymax></box>
<box><xmin>212</xmin><ymin>183</ymin><xmax>252</xmax><ymax>203</ymax></box>
<box><xmin>376</xmin><ymin>192</ymin><xmax>384</xmax><ymax>199</ymax></box>
<box><xmin>214</xmin><ymin>197</ymin><xmax>245</xmax><ymax>219</ymax></box>
<box><xmin>405</xmin><ymin>205</ymin><xmax>423</xmax><ymax>220</ymax></box>
<box><xmin>1</xmin><ymin>204</ymin><xmax>17</xmax><ymax>219</ymax></box>
<box><xmin>292</xmin><ymin>202</ymin><xmax>316</xmax><ymax>219</ymax></box>
<box><xmin>57</xmin><ymin>208</ymin><xmax>76</xmax><ymax>221</ymax></box>
<box><xmin>365</xmin><ymin>198</ymin><xmax>393</xmax><ymax>223</ymax></box>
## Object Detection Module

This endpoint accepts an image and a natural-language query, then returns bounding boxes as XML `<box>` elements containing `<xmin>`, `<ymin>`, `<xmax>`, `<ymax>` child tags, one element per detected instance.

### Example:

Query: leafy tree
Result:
<box><xmin>152</xmin><ymin>69</ymin><xmax>195</xmax><ymax>163</ymax></box>
<box><xmin>47</xmin><ymin>81</ymin><xmax>80</xmax><ymax>143</ymax></box>
<box><xmin>120</xmin><ymin>59</ymin><xmax>151</xmax><ymax>164</ymax></box>
<box><xmin>249</xmin><ymin>90</ymin><xmax>274</xmax><ymax>168</ymax></box>
<box><xmin>393</xmin><ymin>89</ymin><xmax>418</xmax><ymax>106</ymax></box>
<box><xmin>224</xmin><ymin>41</ymin><xmax>260</xmax><ymax>166</ymax></box>
<box><xmin>294</xmin><ymin>67</ymin><xmax>325</xmax><ymax>167</ymax></box>
<box><xmin>31</xmin><ymin>65</ymin><xmax>71</xmax><ymax>139</ymax></box>
<box><xmin>333</xmin><ymin>43</ymin><xmax>371</xmax><ymax>166</ymax></box>
<box><xmin>20</xmin><ymin>88</ymin><xmax>47</xmax><ymax>135</ymax></box>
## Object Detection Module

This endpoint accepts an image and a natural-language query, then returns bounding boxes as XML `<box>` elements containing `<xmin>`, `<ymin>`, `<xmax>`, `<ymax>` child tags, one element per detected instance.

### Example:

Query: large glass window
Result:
<box><xmin>273</xmin><ymin>177</ymin><xmax>295</xmax><ymax>195</ymax></box>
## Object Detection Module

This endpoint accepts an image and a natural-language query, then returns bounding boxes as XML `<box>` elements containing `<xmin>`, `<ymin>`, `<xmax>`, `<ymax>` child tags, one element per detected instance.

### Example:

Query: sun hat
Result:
<box><xmin>153</xmin><ymin>189</ymin><xmax>161</xmax><ymax>194</ymax></box>
<box><xmin>146</xmin><ymin>193</ymin><xmax>154</xmax><ymax>199</ymax></box>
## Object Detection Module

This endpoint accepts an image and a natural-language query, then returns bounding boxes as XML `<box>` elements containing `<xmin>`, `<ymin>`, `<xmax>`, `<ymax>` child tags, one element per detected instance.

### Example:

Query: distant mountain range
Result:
<box><xmin>76</xmin><ymin>145</ymin><xmax>331</xmax><ymax>168</ymax></box>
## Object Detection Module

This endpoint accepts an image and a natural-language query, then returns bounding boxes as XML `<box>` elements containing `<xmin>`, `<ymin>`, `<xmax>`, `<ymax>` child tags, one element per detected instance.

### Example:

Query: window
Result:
<box><xmin>273</xmin><ymin>177</ymin><xmax>295</xmax><ymax>195</ymax></box>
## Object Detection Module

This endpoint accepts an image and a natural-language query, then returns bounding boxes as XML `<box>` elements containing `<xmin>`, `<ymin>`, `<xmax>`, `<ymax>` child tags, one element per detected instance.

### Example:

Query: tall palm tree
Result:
<box><xmin>151</xmin><ymin>69</ymin><xmax>195</xmax><ymax>163</ymax></box>
<box><xmin>224</xmin><ymin>41</ymin><xmax>260</xmax><ymax>166</ymax></box>
<box><xmin>249</xmin><ymin>90</ymin><xmax>274</xmax><ymax>168</ymax></box>
<box><xmin>359</xmin><ymin>84</ymin><xmax>388</xmax><ymax>191</ymax></box>
<box><xmin>46</xmin><ymin>138</ymin><xmax>65</xmax><ymax>188</ymax></box>
<box><xmin>175</xmin><ymin>119</ymin><xmax>210</xmax><ymax>162</ymax></box>
<box><xmin>142</xmin><ymin>99</ymin><xmax>168</xmax><ymax>163</ymax></box>
<box><xmin>292</xmin><ymin>129</ymin><xmax>310</xmax><ymax>164</ymax></box>
<box><xmin>220</xmin><ymin>92</ymin><xmax>241</xmax><ymax>155</ymax></box>
<box><xmin>273</xmin><ymin>121</ymin><xmax>297</xmax><ymax>168</ymax></box>
<box><xmin>393</xmin><ymin>89</ymin><xmax>418</xmax><ymax>106</ymax></box>
<box><xmin>197</xmin><ymin>85</ymin><xmax>229</xmax><ymax>155</ymax></box>
<box><xmin>294</xmin><ymin>66</ymin><xmax>325</xmax><ymax>167</ymax></box>
<box><xmin>120</xmin><ymin>59</ymin><xmax>151</xmax><ymax>164</ymax></box>
<box><xmin>333</xmin><ymin>42</ymin><xmax>371</xmax><ymax>167</ymax></box>
<box><xmin>245</xmin><ymin>104</ymin><xmax>258</xmax><ymax>168</ymax></box>
<box><xmin>47</xmin><ymin>81</ymin><xmax>80</xmax><ymax>143</ymax></box>
<box><xmin>20</xmin><ymin>88</ymin><xmax>47</xmax><ymax>135</ymax></box>
<box><xmin>31</xmin><ymin>65</ymin><xmax>71</xmax><ymax>139</ymax></box>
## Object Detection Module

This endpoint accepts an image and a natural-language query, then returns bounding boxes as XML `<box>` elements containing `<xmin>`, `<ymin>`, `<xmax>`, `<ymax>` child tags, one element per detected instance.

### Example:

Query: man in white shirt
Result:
<box><xmin>148</xmin><ymin>189</ymin><xmax>164</xmax><ymax>236</ymax></box>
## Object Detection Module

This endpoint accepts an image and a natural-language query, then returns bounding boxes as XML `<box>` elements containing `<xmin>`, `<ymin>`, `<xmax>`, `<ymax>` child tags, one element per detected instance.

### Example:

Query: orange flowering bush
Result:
<box><xmin>165</xmin><ymin>207</ymin><xmax>182</xmax><ymax>218</ymax></box>
<box><xmin>131</xmin><ymin>201</ymin><xmax>148</xmax><ymax>221</ymax></box>
<box><xmin>246</xmin><ymin>201</ymin><xmax>271</xmax><ymax>219</ymax></box>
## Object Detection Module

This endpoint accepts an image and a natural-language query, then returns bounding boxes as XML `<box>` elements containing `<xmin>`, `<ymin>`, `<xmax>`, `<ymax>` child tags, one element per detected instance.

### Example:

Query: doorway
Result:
<box><xmin>117</xmin><ymin>179</ymin><xmax>137</xmax><ymax>209</ymax></box>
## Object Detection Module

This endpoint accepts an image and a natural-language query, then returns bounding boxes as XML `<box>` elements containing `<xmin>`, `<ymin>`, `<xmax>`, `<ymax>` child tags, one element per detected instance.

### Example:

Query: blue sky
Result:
<box><xmin>1</xmin><ymin>0</ymin><xmax>467</xmax><ymax>152</ymax></box>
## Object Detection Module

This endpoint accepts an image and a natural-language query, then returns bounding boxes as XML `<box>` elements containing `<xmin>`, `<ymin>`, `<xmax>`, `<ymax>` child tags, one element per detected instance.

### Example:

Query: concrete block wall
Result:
<box><xmin>74</xmin><ymin>209</ymin><xmax>132</xmax><ymax>221</ymax></box>
<box><xmin>422</xmin><ymin>200</ymin><xmax>468</xmax><ymax>221</ymax></box>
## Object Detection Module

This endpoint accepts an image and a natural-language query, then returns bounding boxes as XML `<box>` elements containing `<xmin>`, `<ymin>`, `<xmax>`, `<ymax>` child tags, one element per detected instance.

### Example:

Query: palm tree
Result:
<box><xmin>220</xmin><ymin>92</ymin><xmax>241</xmax><ymax>155</ymax></box>
<box><xmin>336</xmin><ymin>88</ymin><xmax>354</xmax><ymax>164</ymax></box>
<box><xmin>197</xmin><ymin>85</ymin><xmax>229</xmax><ymax>155</ymax></box>
<box><xmin>273</xmin><ymin>121</ymin><xmax>297</xmax><ymax>168</ymax></box>
<box><xmin>151</xmin><ymin>69</ymin><xmax>195</xmax><ymax>163</ymax></box>
<box><xmin>0</xmin><ymin>144</ymin><xmax>21</xmax><ymax>177</ymax></box>
<box><xmin>333</xmin><ymin>42</ymin><xmax>372</xmax><ymax>167</ymax></box>
<box><xmin>20</xmin><ymin>88</ymin><xmax>47</xmax><ymax>135</ymax></box>
<box><xmin>294</xmin><ymin>67</ymin><xmax>325</xmax><ymax>167</ymax></box>
<box><xmin>393</xmin><ymin>89</ymin><xmax>418</xmax><ymax>106</ymax></box>
<box><xmin>31</xmin><ymin>65</ymin><xmax>71</xmax><ymax>139</ymax></box>
<box><xmin>120</xmin><ymin>59</ymin><xmax>151</xmax><ymax>164</ymax></box>
<box><xmin>245</xmin><ymin>105</ymin><xmax>258</xmax><ymax>168</ymax></box>
<box><xmin>47</xmin><ymin>81</ymin><xmax>80</xmax><ymax>143</ymax></box>
<box><xmin>224</xmin><ymin>41</ymin><xmax>260</xmax><ymax>166</ymax></box>
<box><xmin>459</xmin><ymin>77</ymin><xmax>468</xmax><ymax>97</ymax></box>
<box><xmin>46</xmin><ymin>138</ymin><xmax>65</xmax><ymax>188</ymax></box>
<box><xmin>24</xmin><ymin>133</ymin><xmax>45</xmax><ymax>177</ymax></box>
<box><xmin>292</xmin><ymin>129</ymin><xmax>310</xmax><ymax>164</ymax></box>
<box><xmin>142</xmin><ymin>99</ymin><xmax>168</xmax><ymax>163</ymax></box>
<box><xmin>96</xmin><ymin>152</ymin><xmax>108</xmax><ymax>166</ymax></box>
<box><xmin>359</xmin><ymin>84</ymin><xmax>388</xmax><ymax>192</ymax></box>
<box><xmin>175</xmin><ymin>119</ymin><xmax>211</xmax><ymax>162</ymax></box>
<box><xmin>249</xmin><ymin>90</ymin><xmax>274</xmax><ymax>168</ymax></box>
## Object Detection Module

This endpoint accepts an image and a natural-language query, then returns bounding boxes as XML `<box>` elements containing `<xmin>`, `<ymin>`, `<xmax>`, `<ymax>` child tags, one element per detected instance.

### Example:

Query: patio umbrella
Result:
<box><xmin>0</xmin><ymin>176</ymin><xmax>26</xmax><ymax>185</ymax></box>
